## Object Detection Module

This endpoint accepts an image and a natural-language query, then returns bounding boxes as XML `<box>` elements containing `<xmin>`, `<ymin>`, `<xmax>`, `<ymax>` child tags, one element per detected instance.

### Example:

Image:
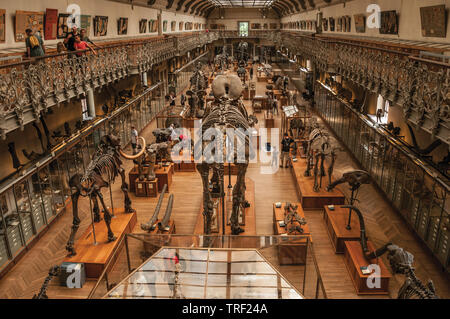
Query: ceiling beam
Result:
<box><xmin>203</xmin><ymin>5</ymin><xmax>216</xmax><ymax>17</ymax></box>
<box><xmin>272</xmin><ymin>2</ymin><xmax>287</xmax><ymax>15</ymax></box>
<box><xmin>166</xmin><ymin>0</ymin><xmax>176</xmax><ymax>9</ymax></box>
<box><xmin>307</xmin><ymin>0</ymin><xmax>315</xmax><ymax>9</ymax></box>
<box><xmin>286</xmin><ymin>0</ymin><xmax>300</xmax><ymax>12</ymax></box>
<box><xmin>274</xmin><ymin>1</ymin><xmax>291</xmax><ymax>14</ymax></box>
<box><xmin>298</xmin><ymin>0</ymin><xmax>306</xmax><ymax>10</ymax></box>
<box><xmin>195</xmin><ymin>1</ymin><xmax>210</xmax><ymax>15</ymax></box>
<box><xmin>176</xmin><ymin>0</ymin><xmax>188</xmax><ymax>11</ymax></box>
<box><xmin>190</xmin><ymin>0</ymin><xmax>205</xmax><ymax>14</ymax></box>
<box><xmin>184</xmin><ymin>0</ymin><xmax>197</xmax><ymax>12</ymax></box>
<box><xmin>278</xmin><ymin>0</ymin><xmax>294</xmax><ymax>13</ymax></box>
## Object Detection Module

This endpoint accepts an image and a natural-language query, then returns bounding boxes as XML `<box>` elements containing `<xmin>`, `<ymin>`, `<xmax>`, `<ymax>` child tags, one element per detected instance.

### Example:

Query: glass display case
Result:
<box><xmin>0</xmin><ymin>83</ymin><xmax>169</xmax><ymax>274</ymax></box>
<box><xmin>315</xmin><ymin>82</ymin><xmax>450</xmax><ymax>269</ymax></box>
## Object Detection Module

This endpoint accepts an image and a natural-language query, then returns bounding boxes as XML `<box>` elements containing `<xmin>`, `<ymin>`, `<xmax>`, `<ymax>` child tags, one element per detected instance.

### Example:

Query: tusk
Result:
<box><xmin>120</xmin><ymin>137</ymin><xmax>146</xmax><ymax>160</ymax></box>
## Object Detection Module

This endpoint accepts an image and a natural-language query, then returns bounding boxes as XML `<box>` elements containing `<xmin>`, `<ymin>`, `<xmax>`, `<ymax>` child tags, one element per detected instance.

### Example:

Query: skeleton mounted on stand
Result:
<box><xmin>66</xmin><ymin>134</ymin><xmax>146</xmax><ymax>256</ymax></box>
<box><xmin>197</xmin><ymin>74</ymin><xmax>255</xmax><ymax>235</ymax></box>
<box><xmin>183</xmin><ymin>62</ymin><xmax>208</xmax><ymax>118</ymax></box>
<box><xmin>304</xmin><ymin>127</ymin><xmax>341</xmax><ymax>192</ymax></box>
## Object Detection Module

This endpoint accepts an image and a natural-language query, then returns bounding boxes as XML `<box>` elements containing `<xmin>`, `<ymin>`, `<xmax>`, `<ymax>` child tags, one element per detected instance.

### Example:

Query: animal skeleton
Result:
<box><xmin>342</xmin><ymin>205</ymin><xmax>439</xmax><ymax>299</ymax></box>
<box><xmin>183</xmin><ymin>62</ymin><xmax>208</xmax><ymax>118</ymax></box>
<box><xmin>33</xmin><ymin>266</ymin><xmax>60</xmax><ymax>299</ymax></box>
<box><xmin>66</xmin><ymin>134</ymin><xmax>146</xmax><ymax>256</ymax></box>
<box><xmin>197</xmin><ymin>74</ymin><xmax>253</xmax><ymax>235</ymax></box>
<box><xmin>283</xmin><ymin>203</ymin><xmax>307</xmax><ymax>235</ymax></box>
<box><xmin>304</xmin><ymin>127</ymin><xmax>340</xmax><ymax>192</ymax></box>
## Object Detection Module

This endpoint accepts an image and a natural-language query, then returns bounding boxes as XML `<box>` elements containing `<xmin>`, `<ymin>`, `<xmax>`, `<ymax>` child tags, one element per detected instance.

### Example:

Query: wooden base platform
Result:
<box><xmin>135</xmin><ymin>178</ymin><xmax>158</xmax><ymax>197</ymax></box>
<box><xmin>194</xmin><ymin>177</ymin><xmax>256</xmax><ymax>236</ymax></box>
<box><xmin>155</xmin><ymin>163</ymin><xmax>174</xmax><ymax>192</ymax></box>
<box><xmin>273</xmin><ymin>203</ymin><xmax>311</xmax><ymax>265</ymax></box>
<box><xmin>344</xmin><ymin>241</ymin><xmax>391</xmax><ymax>295</ymax></box>
<box><xmin>291</xmin><ymin>157</ymin><xmax>345</xmax><ymax>209</ymax></box>
<box><xmin>63</xmin><ymin>209</ymin><xmax>137</xmax><ymax>279</ymax></box>
<box><xmin>323</xmin><ymin>205</ymin><xmax>361</xmax><ymax>254</ymax></box>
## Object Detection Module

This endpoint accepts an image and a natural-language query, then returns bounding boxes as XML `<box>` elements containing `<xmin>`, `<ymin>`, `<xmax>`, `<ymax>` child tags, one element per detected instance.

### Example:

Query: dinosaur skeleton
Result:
<box><xmin>342</xmin><ymin>205</ymin><xmax>439</xmax><ymax>299</ymax></box>
<box><xmin>283</xmin><ymin>203</ymin><xmax>307</xmax><ymax>235</ymax></box>
<box><xmin>66</xmin><ymin>134</ymin><xmax>146</xmax><ymax>256</ymax></box>
<box><xmin>197</xmin><ymin>74</ymin><xmax>253</xmax><ymax>235</ymax></box>
<box><xmin>214</xmin><ymin>46</ymin><xmax>231</xmax><ymax>73</ymax></box>
<box><xmin>33</xmin><ymin>266</ymin><xmax>60</xmax><ymax>299</ymax></box>
<box><xmin>182</xmin><ymin>62</ymin><xmax>208</xmax><ymax>119</ymax></box>
<box><xmin>304</xmin><ymin>127</ymin><xmax>340</xmax><ymax>192</ymax></box>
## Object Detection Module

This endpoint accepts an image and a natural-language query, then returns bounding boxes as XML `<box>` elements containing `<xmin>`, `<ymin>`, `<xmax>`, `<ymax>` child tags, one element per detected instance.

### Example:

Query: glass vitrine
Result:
<box><xmin>13</xmin><ymin>180</ymin><xmax>36</xmax><ymax>244</ymax></box>
<box><xmin>29</xmin><ymin>170</ymin><xmax>50</xmax><ymax>231</ymax></box>
<box><xmin>0</xmin><ymin>188</ymin><xmax>24</xmax><ymax>260</ymax></box>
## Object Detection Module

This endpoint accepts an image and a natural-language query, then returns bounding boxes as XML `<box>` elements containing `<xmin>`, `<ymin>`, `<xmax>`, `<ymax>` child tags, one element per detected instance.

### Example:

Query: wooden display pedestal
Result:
<box><xmin>155</xmin><ymin>163</ymin><xmax>174</xmax><ymax>192</ymax></box>
<box><xmin>323</xmin><ymin>205</ymin><xmax>361</xmax><ymax>253</ymax></box>
<box><xmin>265</xmin><ymin>111</ymin><xmax>275</xmax><ymax>129</ymax></box>
<box><xmin>344</xmin><ymin>241</ymin><xmax>391</xmax><ymax>295</ymax></box>
<box><xmin>273</xmin><ymin>203</ymin><xmax>311</xmax><ymax>265</ymax></box>
<box><xmin>183</xmin><ymin>118</ymin><xmax>195</xmax><ymax>128</ymax></box>
<box><xmin>257</xmin><ymin>75</ymin><xmax>268</xmax><ymax>82</ymax></box>
<box><xmin>291</xmin><ymin>157</ymin><xmax>345</xmax><ymax>209</ymax></box>
<box><xmin>142</xmin><ymin>220</ymin><xmax>177</xmax><ymax>256</ymax></box>
<box><xmin>173</xmin><ymin>152</ymin><xmax>196</xmax><ymax>172</ymax></box>
<box><xmin>194</xmin><ymin>177</ymin><xmax>256</xmax><ymax>236</ymax></box>
<box><xmin>63</xmin><ymin>209</ymin><xmax>137</xmax><ymax>279</ymax></box>
<box><xmin>129</xmin><ymin>166</ymin><xmax>144</xmax><ymax>193</ymax></box>
<box><xmin>135</xmin><ymin>178</ymin><xmax>158</xmax><ymax>197</ymax></box>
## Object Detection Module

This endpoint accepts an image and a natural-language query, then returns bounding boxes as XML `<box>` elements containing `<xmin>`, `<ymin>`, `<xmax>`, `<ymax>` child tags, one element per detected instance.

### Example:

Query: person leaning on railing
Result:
<box><xmin>73</xmin><ymin>35</ymin><xmax>97</xmax><ymax>57</ymax></box>
<box><xmin>25</xmin><ymin>29</ymin><xmax>46</xmax><ymax>59</ymax></box>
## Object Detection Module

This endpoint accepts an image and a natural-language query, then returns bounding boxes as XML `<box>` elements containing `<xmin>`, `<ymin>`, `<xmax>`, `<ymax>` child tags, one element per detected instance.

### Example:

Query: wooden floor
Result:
<box><xmin>0</xmin><ymin>65</ymin><xmax>449</xmax><ymax>299</ymax></box>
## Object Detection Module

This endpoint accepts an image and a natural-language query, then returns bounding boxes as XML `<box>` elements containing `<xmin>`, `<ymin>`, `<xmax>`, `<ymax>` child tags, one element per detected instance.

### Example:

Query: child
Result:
<box><xmin>74</xmin><ymin>35</ymin><xmax>97</xmax><ymax>57</ymax></box>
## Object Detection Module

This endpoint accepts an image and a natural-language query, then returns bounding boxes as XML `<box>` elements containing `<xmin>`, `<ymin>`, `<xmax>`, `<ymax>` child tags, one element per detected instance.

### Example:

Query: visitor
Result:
<box><xmin>73</xmin><ymin>35</ymin><xmax>97</xmax><ymax>57</ymax></box>
<box><xmin>25</xmin><ymin>29</ymin><xmax>45</xmax><ymax>58</ymax></box>
<box><xmin>271</xmin><ymin>146</ymin><xmax>279</xmax><ymax>169</ymax></box>
<box><xmin>180</xmin><ymin>93</ymin><xmax>186</xmax><ymax>107</ymax></box>
<box><xmin>80</xmin><ymin>28</ymin><xmax>99</xmax><ymax>49</ymax></box>
<box><xmin>64</xmin><ymin>26</ymin><xmax>79</xmax><ymax>54</ymax></box>
<box><xmin>280</xmin><ymin>133</ymin><xmax>294</xmax><ymax>168</ymax></box>
<box><xmin>131</xmin><ymin>126</ymin><xmax>138</xmax><ymax>154</ymax></box>
<box><xmin>169</xmin><ymin>93</ymin><xmax>176</xmax><ymax>107</ymax></box>
<box><xmin>272</xmin><ymin>97</ymin><xmax>279</xmax><ymax>115</ymax></box>
<box><xmin>56</xmin><ymin>42</ymin><xmax>66</xmax><ymax>53</ymax></box>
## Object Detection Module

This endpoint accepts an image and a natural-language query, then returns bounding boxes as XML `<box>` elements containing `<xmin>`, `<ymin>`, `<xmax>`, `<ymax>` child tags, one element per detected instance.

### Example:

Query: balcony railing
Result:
<box><xmin>278</xmin><ymin>32</ymin><xmax>450</xmax><ymax>146</ymax></box>
<box><xmin>0</xmin><ymin>32</ymin><xmax>218</xmax><ymax>139</ymax></box>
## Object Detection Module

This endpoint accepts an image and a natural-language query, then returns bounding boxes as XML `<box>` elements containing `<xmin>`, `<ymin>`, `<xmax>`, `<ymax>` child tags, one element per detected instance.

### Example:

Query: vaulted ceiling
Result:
<box><xmin>110</xmin><ymin>0</ymin><xmax>347</xmax><ymax>17</ymax></box>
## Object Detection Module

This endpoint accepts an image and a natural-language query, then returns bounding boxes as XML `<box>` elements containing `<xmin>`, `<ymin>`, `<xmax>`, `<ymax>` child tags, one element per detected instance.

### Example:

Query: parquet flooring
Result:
<box><xmin>0</xmin><ymin>65</ymin><xmax>448</xmax><ymax>299</ymax></box>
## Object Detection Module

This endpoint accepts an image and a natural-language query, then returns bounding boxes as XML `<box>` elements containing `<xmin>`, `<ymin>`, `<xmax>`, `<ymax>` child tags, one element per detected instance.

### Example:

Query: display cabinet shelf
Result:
<box><xmin>315</xmin><ymin>82</ymin><xmax>450</xmax><ymax>271</ymax></box>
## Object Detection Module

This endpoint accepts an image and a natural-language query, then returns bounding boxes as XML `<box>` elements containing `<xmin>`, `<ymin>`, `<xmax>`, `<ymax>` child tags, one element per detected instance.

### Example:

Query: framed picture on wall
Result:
<box><xmin>337</xmin><ymin>17</ymin><xmax>342</xmax><ymax>32</ymax></box>
<box><xmin>329</xmin><ymin>17</ymin><xmax>335</xmax><ymax>31</ymax></box>
<box><xmin>345</xmin><ymin>16</ymin><xmax>351</xmax><ymax>32</ymax></box>
<box><xmin>420</xmin><ymin>5</ymin><xmax>446</xmax><ymax>38</ymax></box>
<box><xmin>118</xmin><ymin>17</ymin><xmax>128</xmax><ymax>35</ymax></box>
<box><xmin>44</xmin><ymin>9</ymin><xmax>58</xmax><ymax>40</ymax></box>
<box><xmin>56</xmin><ymin>13</ymin><xmax>70</xmax><ymax>39</ymax></box>
<box><xmin>171</xmin><ymin>21</ymin><xmax>176</xmax><ymax>31</ymax></box>
<box><xmin>163</xmin><ymin>20</ymin><xmax>167</xmax><ymax>32</ymax></box>
<box><xmin>380</xmin><ymin>10</ymin><xmax>398</xmax><ymax>34</ymax></box>
<box><xmin>139</xmin><ymin>19</ymin><xmax>147</xmax><ymax>33</ymax></box>
<box><xmin>94</xmin><ymin>16</ymin><xmax>108</xmax><ymax>37</ymax></box>
<box><xmin>354</xmin><ymin>14</ymin><xmax>365</xmax><ymax>33</ymax></box>
<box><xmin>322</xmin><ymin>18</ymin><xmax>328</xmax><ymax>31</ymax></box>
<box><xmin>0</xmin><ymin>9</ymin><xmax>5</xmax><ymax>43</ymax></box>
<box><xmin>179</xmin><ymin>21</ymin><xmax>184</xmax><ymax>31</ymax></box>
<box><xmin>81</xmin><ymin>15</ymin><xmax>91</xmax><ymax>36</ymax></box>
<box><xmin>15</xmin><ymin>10</ymin><xmax>44</xmax><ymax>42</ymax></box>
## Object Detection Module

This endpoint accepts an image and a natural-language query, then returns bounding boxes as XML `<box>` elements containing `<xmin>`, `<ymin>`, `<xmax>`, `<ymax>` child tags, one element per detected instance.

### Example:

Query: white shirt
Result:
<box><xmin>131</xmin><ymin>129</ymin><xmax>138</xmax><ymax>144</ymax></box>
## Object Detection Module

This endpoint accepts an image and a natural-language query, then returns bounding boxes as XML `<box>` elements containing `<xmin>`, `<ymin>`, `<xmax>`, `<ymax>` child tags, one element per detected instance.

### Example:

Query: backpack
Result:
<box><xmin>28</xmin><ymin>35</ymin><xmax>40</xmax><ymax>49</ymax></box>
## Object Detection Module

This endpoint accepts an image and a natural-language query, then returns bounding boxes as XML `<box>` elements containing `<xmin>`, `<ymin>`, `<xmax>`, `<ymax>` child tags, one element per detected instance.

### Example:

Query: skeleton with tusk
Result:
<box><xmin>66</xmin><ymin>134</ymin><xmax>146</xmax><ymax>256</ymax></box>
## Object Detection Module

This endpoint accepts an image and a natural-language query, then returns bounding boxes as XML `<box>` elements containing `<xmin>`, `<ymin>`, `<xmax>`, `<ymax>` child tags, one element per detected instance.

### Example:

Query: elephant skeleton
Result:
<box><xmin>66</xmin><ymin>134</ymin><xmax>145</xmax><ymax>256</ymax></box>
<box><xmin>304</xmin><ymin>128</ymin><xmax>340</xmax><ymax>192</ymax></box>
<box><xmin>197</xmin><ymin>74</ymin><xmax>252</xmax><ymax>235</ymax></box>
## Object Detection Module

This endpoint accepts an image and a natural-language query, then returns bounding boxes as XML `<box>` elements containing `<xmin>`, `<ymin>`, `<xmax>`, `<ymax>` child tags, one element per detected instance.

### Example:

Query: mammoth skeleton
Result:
<box><xmin>183</xmin><ymin>63</ymin><xmax>208</xmax><ymax>118</ymax></box>
<box><xmin>197</xmin><ymin>74</ymin><xmax>254</xmax><ymax>235</ymax></box>
<box><xmin>66</xmin><ymin>134</ymin><xmax>145</xmax><ymax>256</ymax></box>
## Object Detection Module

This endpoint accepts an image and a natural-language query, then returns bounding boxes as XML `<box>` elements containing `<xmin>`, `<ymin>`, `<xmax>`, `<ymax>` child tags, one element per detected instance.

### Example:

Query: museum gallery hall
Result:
<box><xmin>0</xmin><ymin>0</ymin><xmax>449</xmax><ymax>301</ymax></box>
